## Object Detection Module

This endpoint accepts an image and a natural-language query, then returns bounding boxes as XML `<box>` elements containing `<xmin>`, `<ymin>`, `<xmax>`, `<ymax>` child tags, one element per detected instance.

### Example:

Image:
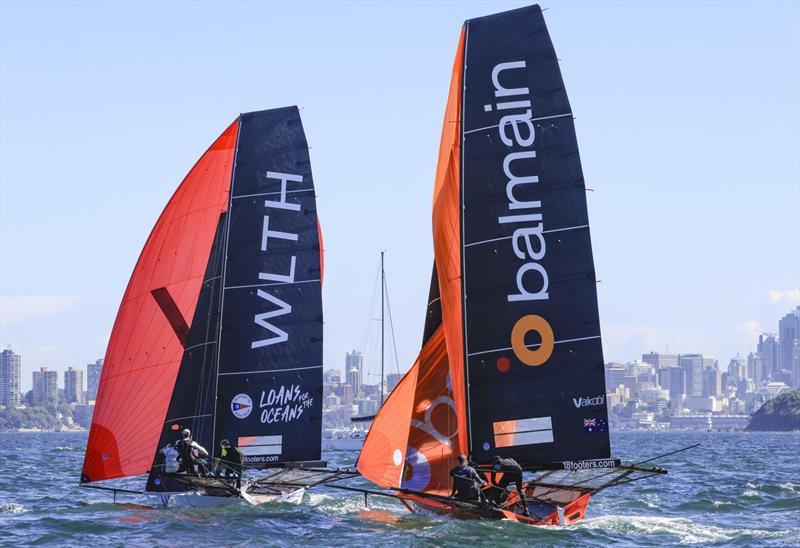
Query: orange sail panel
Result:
<box><xmin>358</xmin><ymin>327</ymin><xmax>460</xmax><ymax>496</ymax></box>
<box><xmin>81</xmin><ymin>121</ymin><xmax>239</xmax><ymax>483</ymax></box>
<box><xmin>357</xmin><ymin>359</ymin><xmax>418</xmax><ymax>489</ymax></box>
<box><xmin>431</xmin><ymin>28</ymin><xmax>468</xmax><ymax>456</ymax></box>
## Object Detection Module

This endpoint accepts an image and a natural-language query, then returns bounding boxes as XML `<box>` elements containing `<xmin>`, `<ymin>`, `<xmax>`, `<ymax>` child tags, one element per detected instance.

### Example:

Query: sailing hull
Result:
<box><xmin>397</xmin><ymin>491</ymin><xmax>591</xmax><ymax>527</ymax></box>
<box><xmin>242</xmin><ymin>487</ymin><xmax>305</xmax><ymax>506</ymax></box>
<box><xmin>152</xmin><ymin>487</ymin><xmax>305</xmax><ymax>508</ymax></box>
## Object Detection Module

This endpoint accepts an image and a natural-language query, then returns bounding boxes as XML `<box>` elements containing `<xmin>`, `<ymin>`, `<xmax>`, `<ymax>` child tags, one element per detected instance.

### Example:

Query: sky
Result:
<box><xmin>1</xmin><ymin>0</ymin><xmax>798</xmax><ymax>392</ymax></box>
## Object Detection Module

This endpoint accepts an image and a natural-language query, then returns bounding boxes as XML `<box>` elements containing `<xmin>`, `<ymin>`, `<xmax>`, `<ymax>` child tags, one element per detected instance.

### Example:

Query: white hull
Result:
<box><xmin>154</xmin><ymin>487</ymin><xmax>305</xmax><ymax>508</ymax></box>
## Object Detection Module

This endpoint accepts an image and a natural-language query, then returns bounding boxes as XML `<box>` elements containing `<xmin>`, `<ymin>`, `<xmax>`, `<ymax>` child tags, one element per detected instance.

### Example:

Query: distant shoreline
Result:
<box><xmin>0</xmin><ymin>428</ymin><xmax>87</xmax><ymax>433</ymax></box>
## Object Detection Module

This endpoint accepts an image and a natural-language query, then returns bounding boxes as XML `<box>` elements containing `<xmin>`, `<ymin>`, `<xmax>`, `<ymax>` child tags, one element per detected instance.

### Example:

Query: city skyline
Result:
<box><xmin>1</xmin><ymin>1</ymin><xmax>798</xmax><ymax>392</ymax></box>
<box><xmin>1</xmin><ymin>304</ymin><xmax>798</xmax><ymax>394</ymax></box>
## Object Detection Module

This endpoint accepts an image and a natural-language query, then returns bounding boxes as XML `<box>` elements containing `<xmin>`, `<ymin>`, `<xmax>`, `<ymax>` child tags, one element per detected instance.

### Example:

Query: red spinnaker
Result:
<box><xmin>82</xmin><ymin>121</ymin><xmax>238</xmax><ymax>483</ymax></box>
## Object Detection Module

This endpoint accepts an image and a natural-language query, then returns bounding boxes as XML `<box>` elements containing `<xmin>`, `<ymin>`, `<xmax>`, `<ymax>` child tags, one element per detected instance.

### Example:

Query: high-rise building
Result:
<box><xmin>778</xmin><ymin>306</ymin><xmax>800</xmax><ymax>373</ymax></box>
<box><xmin>324</xmin><ymin>368</ymin><xmax>342</xmax><ymax>384</ymax></box>
<box><xmin>64</xmin><ymin>367</ymin><xmax>85</xmax><ymax>404</ymax></box>
<box><xmin>679</xmin><ymin>354</ymin><xmax>704</xmax><ymax>397</ymax></box>
<box><xmin>386</xmin><ymin>373</ymin><xmax>403</xmax><ymax>393</ymax></box>
<box><xmin>702</xmin><ymin>365</ymin><xmax>722</xmax><ymax>397</ymax></box>
<box><xmin>727</xmin><ymin>355</ymin><xmax>747</xmax><ymax>383</ymax></box>
<box><xmin>32</xmin><ymin>367</ymin><xmax>58</xmax><ymax>406</ymax></box>
<box><xmin>657</xmin><ymin>366</ymin><xmax>686</xmax><ymax>400</ymax></box>
<box><xmin>792</xmin><ymin>344</ymin><xmax>800</xmax><ymax>389</ymax></box>
<box><xmin>87</xmin><ymin>359</ymin><xmax>103</xmax><ymax>402</ymax></box>
<box><xmin>604</xmin><ymin>363</ymin><xmax>626</xmax><ymax>393</ymax></box>
<box><xmin>628</xmin><ymin>360</ymin><xmax>655</xmax><ymax>383</ymax></box>
<box><xmin>747</xmin><ymin>352</ymin><xmax>765</xmax><ymax>385</ymax></box>
<box><xmin>757</xmin><ymin>334</ymin><xmax>779</xmax><ymax>377</ymax></box>
<box><xmin>0</xmin><ymin>348</ymin><xmax>22</xmax><ymax>407</ymax></box>
<box><xmin>642</xmin><ymin>352</ymin><xmax>679</xmax><ymax>369</ymax></box>
<box><xmin>345</xmin><ymin>350</ymin><xmax>362</xmax><ymax>394</ymax></box>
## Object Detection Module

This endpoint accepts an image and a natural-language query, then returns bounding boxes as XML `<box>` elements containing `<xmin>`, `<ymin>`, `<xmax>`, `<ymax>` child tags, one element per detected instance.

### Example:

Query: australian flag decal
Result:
<box><xmin>584</xmin><ymin>417</ymin><xmax>607</xmax><ymax>433</ymax></box>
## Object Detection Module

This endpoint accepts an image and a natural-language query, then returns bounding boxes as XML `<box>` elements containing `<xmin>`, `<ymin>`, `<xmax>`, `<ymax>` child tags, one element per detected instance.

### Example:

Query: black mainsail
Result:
<box><xmin>459</xmin><ymin>4</ymin><xmax>610</xmax><ymax>467</ymax></box>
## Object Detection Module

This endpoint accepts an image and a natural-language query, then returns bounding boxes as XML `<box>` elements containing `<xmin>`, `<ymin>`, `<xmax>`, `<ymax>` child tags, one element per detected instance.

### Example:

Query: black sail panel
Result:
<box><xmin>460</xmin><ymin>5</ymin><xmax>610</xmax><ymax>466</ymax></box>
<box><xmin>214</xmin><ymin>107</ymin><xmax>323</xmax><ymax>467</ymax></box>
<box><xmin>146</xmin><ymin>213</ymin><xmax>227</xmax><ymax>491</ymax></box>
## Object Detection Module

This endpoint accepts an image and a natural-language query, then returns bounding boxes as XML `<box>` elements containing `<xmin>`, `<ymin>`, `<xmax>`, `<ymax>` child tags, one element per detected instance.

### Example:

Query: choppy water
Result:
<box><xmin>0</xmin><ymin>432</ymin><xmax>798</xmax><ymax>546</ymax></box>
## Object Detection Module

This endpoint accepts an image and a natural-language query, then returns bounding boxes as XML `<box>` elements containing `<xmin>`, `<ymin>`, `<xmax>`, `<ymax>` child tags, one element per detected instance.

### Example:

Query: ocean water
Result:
<box><xmin>0</xmin><ymin>431</ymin><xmax>798</xmax><ymax>547</ymax></box>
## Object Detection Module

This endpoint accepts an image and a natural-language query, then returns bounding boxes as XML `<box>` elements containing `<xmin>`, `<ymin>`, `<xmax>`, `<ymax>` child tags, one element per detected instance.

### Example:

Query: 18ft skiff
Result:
<box><xmin>80</xmin><ymin>107</ymin><xmax>353</xmax><ymax>507</ymax></box>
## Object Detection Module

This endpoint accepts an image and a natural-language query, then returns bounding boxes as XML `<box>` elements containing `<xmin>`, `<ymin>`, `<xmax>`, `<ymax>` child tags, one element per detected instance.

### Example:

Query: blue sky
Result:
<box><xmin>1</xmin><ymin>1</ymin><xmax>798</xmax><ymax>392</ymax></box>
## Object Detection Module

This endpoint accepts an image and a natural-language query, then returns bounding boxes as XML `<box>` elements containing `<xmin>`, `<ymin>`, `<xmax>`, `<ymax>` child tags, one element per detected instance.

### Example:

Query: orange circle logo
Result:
<box><xmin>511</xmin><ymin>315</ymin><xmax>554</xmax><ymax>366</ymax></box>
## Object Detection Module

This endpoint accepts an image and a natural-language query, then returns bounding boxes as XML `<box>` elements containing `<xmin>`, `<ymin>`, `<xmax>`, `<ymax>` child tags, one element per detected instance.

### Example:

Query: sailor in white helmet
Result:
<box><xmin>174</xmin><ymin>428</ymin><xmax>210</xmax><ymax>477</ymax></box>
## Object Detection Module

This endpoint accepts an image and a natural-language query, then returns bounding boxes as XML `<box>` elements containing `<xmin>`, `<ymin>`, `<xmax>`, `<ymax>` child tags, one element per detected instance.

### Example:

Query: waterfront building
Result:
<box><xmin>87</xmin><ymin>359</ymin><xmax>103</xmax><ymax>402</ymax></box>
<box><xmin>355</xmin><ymin>398</ymin><xmax>378</xmax><ymax>417</ymax></box>
<box><xmin>32</xmin><ymin>367</ymin><xmax>58</xmax><ymax>406</ymax></box>
<box><xmin>756</xmin><ymin>381</ymin><xmax>790</xmax><ymax>402</ymax></box>
<box><xmin>64</xmin><ymin>367</ymin><xmax>85</xmax><ymax>404</ymax></box>
<box><xmin>73</xmin><ymin>403</ymin><xmax>95</xmax><ymax>428</ymax></box>
<box><xmin>0</xmin><ymin>348</ymin><xmax>22</xmax><ymax>407</ymax></box>
<box><xmin>684</xmin><ymin>396</ymin><xmax>725</xmax><ymax>412</ymax></box>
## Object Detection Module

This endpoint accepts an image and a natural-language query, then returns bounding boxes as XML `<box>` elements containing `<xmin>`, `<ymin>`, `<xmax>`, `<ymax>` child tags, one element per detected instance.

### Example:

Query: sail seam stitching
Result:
<box><xmin>464</xmin><ymin>224</ymin><xmax>589</xmax><ymax>248</ymax></box>
<box><xmin>218</xmin><ymin>365</ymin><xmax>323</xmax><ymax>376</ymax></box>
<box><xmin>224</xmin><ymin>279</ymin><xmax>320</xmax><ymax>290</ymax></box>
<box><xmin>463</xmin><ymin>112</ymin><xmax>572</xmax><ymax>135</ymax></box>
<box><xmin>164</xmin><ymin>413</ymin><xmax>213</xmax><ymax>423</ymax></box>
<box><xmin>232</xmin><ymin>188</ymin><xmax>314</xmax><ymax>200</ymax></box>
<box><xmin>183</xmin><ymin>340</ymin><xmax>217</xmax><ymax>353</ymax></box>
<box><xmin>467</xmin><ymin>334</ymin><xmax>601</xmax><ymax>357</ymax></box>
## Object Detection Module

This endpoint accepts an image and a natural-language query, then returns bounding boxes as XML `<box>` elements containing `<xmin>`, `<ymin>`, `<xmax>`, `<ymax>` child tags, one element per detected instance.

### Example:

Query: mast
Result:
<box><xmin>380</xmin><ymin>250</ymin><xmax>385</xmax><ymax>406</ymax></box>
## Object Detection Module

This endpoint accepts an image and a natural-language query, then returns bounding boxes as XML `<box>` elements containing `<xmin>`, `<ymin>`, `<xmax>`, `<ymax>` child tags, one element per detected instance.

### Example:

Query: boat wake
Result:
<box><xmin>578</xmin><ymin>515</ymin><xmax>792</xmax><ymax>544</ymax></box>
<box><xmin>0</xmin><ymin>503</ymin><xmax>24</xmax><ymax>514</ymax></box>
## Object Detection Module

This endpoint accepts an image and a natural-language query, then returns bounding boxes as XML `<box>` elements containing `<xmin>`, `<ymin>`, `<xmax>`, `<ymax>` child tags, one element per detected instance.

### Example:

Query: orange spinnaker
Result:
<box><xmin>358</xmin><ymin>327</ymin><xmax>460</xmax><ymax>496</ymax></box>
<box><xmin>82</xmin><ymin>121</ymin><xmax>239</xmax><ymax>483</ymax></box>
<box><xmin>431</xmin><ymin>28</ymin><xmax>467</xmax><ymax>456</ymax></box>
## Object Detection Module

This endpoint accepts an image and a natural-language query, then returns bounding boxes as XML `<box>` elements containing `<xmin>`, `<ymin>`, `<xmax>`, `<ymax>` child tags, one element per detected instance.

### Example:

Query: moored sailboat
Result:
<box><xmin>80</xmin><ymin>107</ymin><xmax>354</xmax><ymax>507</ymax></box>
<box><xmin>352</xmin><ymin>4</ymin><xmax>681</xmax><ymax>525</ymax></box>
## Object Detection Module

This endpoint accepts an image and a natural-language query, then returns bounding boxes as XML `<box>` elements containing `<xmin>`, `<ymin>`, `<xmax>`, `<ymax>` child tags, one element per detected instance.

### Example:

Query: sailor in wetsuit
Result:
<box><xmin>449</xmin><ymin>455</ymin><xmax>488</xmax><ymax>503</ymax></box>
<box><xmin>216</xmin><ymin>438</ymin><xmax>244</xmax><ymax>489</ymax></box>
<box><xmin>490</xmin><ymin>455</ymin><xmax>530</xmax><ymax>516</ymax></box>
<box><xmin>174</xmin><ymin>428</ymin><xmax>210</xmax><ymax>477</ymax></box>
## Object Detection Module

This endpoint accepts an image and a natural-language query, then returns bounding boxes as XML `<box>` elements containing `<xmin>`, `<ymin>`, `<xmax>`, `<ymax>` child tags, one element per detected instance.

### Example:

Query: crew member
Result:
<box><xmin>490</xmin><ymin>455</ymin><xmax>530</xmax><ymax>516</ymax></box>
<box><xmin>449</xmin><ymin>455</ymin><xmax>488</xmax><ymax>503</ymax></box>
<box><xmin>217</xmin><ymin>438</ymin><xmax>244</xmax><ymax>489</ymax></box>
<box><xmin>174</xmin><ymin>428</ymin><xmax>209</xmax><ymax>477</ymax></box>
